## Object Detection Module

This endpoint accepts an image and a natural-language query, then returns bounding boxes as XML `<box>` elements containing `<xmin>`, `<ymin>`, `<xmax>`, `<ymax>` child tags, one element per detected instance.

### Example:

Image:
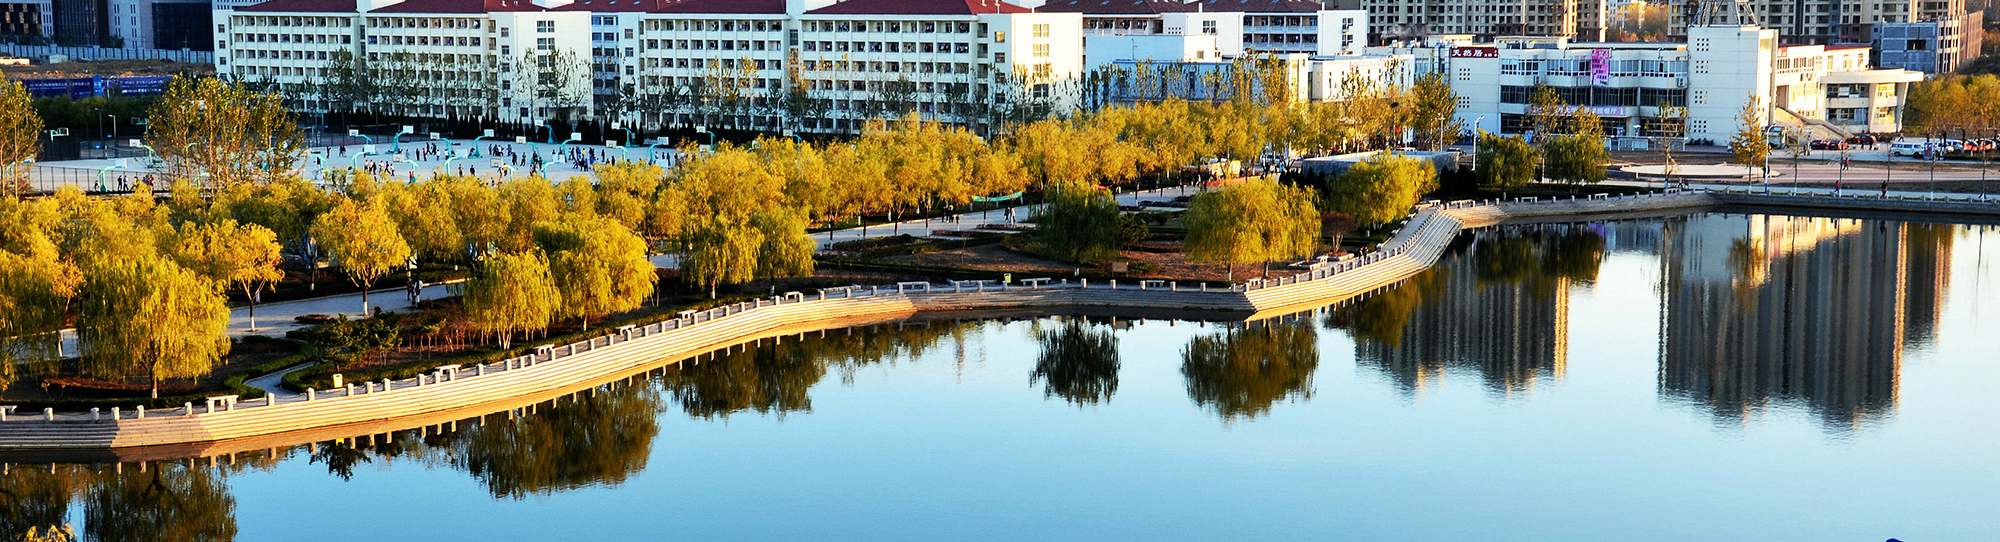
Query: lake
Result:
<box><xmin>5</xmin><ymin>212</ymin><xmax>1998</xmax><ymax>541</ymax></box>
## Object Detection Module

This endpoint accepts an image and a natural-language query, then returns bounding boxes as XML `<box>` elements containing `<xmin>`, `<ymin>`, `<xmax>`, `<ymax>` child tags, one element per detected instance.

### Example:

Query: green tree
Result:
<box><xmin>1730</xmin><ymin>94</ymin><xmax>1771</xmax><ymax>172</ymax></box>
<box><xmin>78</xmin><ymin>255</ymin><xmax>230</xmax><ymax>398</ymax></box>
<box><xmin>167</xmin><ymin>219</ymin><xmax>284</xmax><ymax>330</ymax></box>
<box><xmin>533</xmin><ymin>215</ymin><xmax>656</xmax><ymax>330</ymax></box>
<box><xmin>1325</xmin><ymin>153</ymin><xmax>1438</xmax><ymax>228</ymax></box>
<box><xmin>1184</xmin><ymin>177</ymin><xmax>1320</xmax><ymax>280</ymax></box>
<box><xmin>1476</xmin><ymin>133</ymin><xmax>1539</xmax><ymax>191</ymax></box>
<box><xmin>1032</xmin><ymin>181</ymin><xmax>1122</xmax><ymax>264</ymax></box>
<box><xmin>458</xmin><ymin>251</ymin><xmax>558</xmax><ymax>349</ymax></box>
<box><xmin>1180</xmin><ymin>322</ymin><xmax>1319</xmax><ymax>421</ymax></box>
<box><xmin>1527</xmin><ymin>85</ymin><xmax>1566</xmax><ymax>140</ymax></box>
<box><xmin>312</xmin><ymin>197</ymin><xmax>411</xmax><ymax>313</ymax></box>
<box><xmin>751</xmin><ymin>207</ymin><xmax>816</xmax><ymax>287</ymax></box>
<box><xmin>1543</xmin><ymin>107</ymin><xmax>1608</xmax><ymax>185</ymax></box>
<box><xmin>0</xmin><ymin>79</ymin><xmax>41</xmax><ymax>198</ymax></box>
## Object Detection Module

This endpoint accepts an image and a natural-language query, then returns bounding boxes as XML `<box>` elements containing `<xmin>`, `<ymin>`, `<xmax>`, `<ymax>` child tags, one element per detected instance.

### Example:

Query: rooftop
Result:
<box><xmin>1036</xmin><ymin>0</ymin><xmax>1198</xmax><ymax>15</ymax></box>
<box><xmin>236</xmin><ymin>0</ymin><xmax>359</xmax><ymax>13</ymax></box>
<box><xmin>368</xmin><ymin>0</ymin><xmax>552</xmax><ymax>12</ymax></box>
<box><xmin>806</xmin><ymin>0</ymin><xmax>1030</xmax><ymax>15</ymax></box>
<box><xmin>1197</xmin><ymin>0</ymin><xmax>1324</xmax><ymax>13</ymax></box>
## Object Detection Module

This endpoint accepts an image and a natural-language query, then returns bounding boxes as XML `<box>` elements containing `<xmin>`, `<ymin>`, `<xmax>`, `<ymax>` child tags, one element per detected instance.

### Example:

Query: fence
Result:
<box><xmin>23</xmin><ymin>164</ymin><xmax>187</xmax><ymax>195</ymax></box>
<box><xmin>0</xmin><ymin>44</ymin><xmax>214</xmax><ymax>64</ymax></box>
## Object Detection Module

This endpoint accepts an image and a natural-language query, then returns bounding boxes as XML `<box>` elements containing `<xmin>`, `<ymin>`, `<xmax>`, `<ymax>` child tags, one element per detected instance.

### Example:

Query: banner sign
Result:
<box><xmin>1590</xmin><ymin>49</ymin><xmax>1612</xmax><ymax>86</ymax></box>
<box><xmin>1451</xmin><ymin>47</ymin><xmax>1498</xmax><ymax>58</ymax></box>
<box><xmin>972</xmin><ymin>191</ymin><xmax>1023</xmax><ymax>202</ymax></box>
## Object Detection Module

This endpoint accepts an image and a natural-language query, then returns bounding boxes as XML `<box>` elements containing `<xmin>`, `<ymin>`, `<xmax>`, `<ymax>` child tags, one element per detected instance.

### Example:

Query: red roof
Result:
<box><xmin>1198</xmin><ymin>0</ymin><xmax>1323</xmax><ymax>12</ymax></box>
<box><xmin>1038</xmin><ymin>0</ymin><xmax>1196</xmax><ymax>14</ymax></box>
<box><xmin>555</xmin><ymin>0</ymin><xmax>674</xmax><ymax>11</ymax></box>
<box><xmin>807</xmin><ymin>0</ymin><xmax>1030</xmax><ymax>15</ymax></box>
<box><xmin>237</xmin><ymin>0</ymin><xmax>358</xmax><ymax>12</ymax></box>
<box><xmin>369</xmin><ymin>0</ymin><xmax>549</xmax><ymax>13</ymax></box>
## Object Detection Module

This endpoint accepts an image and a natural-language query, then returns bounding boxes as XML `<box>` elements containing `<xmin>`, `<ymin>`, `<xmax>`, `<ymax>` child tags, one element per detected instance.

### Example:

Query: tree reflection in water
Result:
<box><xmin>1030</xmin><ymin>318</ymin><xmax>1121</xmax><ymax>406</ymax></box>
<box><xmin>658</xmin><ymin>321</ymin><xmax>970</xmax><ymax>418</ymax></box>
<box><xmin>1180</xmin><ymin>321</ymin><xmax>1319</xmax><ymax>421</ymax></box>
<box><xmin>0</xmin><ymin>462</ymin><xmax>239</xmax><ymax>542</ymax></box>
<box><xmin>450</xmin><ymin>386</ymin><xmax>666</xmax><ymax>499</ymax></box>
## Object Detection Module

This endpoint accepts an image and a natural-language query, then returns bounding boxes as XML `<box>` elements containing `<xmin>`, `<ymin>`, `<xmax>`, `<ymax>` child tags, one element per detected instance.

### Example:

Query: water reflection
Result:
<box><xmin>659</xmin><ymin>321</ymin><xmax>967</xmax><ymax>418</ymax></box>
<box><xmin>1331</xmin><ymin>226</ymin><xmax>1604</xmax><ymax>397</ymax></box>
<box><xmin>1031</xmin><ymin>318</ymin><xmax>1121</xmax><ymax>406</ymax></box>
<box><xmin>1180</xmin><ymin>321</ymin><xmax>1319</xmax><ymax>421</ymax></box>
<box><xmin>1657</xmin><ymin>214</ymin><xmax>1951</xmax><ymax>430</ymax></box>
<box><xmin>0</xmin><ymin>462</ymin><xmax>236</xmax><ymax>541</ymax></box>
<box><xmin>448</xmin><ymin>387</ymin><xmax>664</xmax><ymax>499</ymax></box>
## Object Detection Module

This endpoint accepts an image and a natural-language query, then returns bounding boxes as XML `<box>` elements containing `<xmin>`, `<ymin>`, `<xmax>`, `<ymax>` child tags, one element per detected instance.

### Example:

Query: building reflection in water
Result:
<box><xmin>1656</xmin><ymin>214</ymin><xmax>1953</xmax><ymax>431</ymax></box>
<box><xmin>1331</xmin><ymin>225</ymin><xmax>1604</xmax><ymax>398</ymax></box>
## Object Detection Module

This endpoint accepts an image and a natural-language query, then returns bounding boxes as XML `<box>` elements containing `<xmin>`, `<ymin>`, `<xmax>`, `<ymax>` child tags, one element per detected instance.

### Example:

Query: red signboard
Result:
<box><xmin>1451</xmin><ymin>47</ymin><xmax>1499</xmax><ymax>58</ymax></box>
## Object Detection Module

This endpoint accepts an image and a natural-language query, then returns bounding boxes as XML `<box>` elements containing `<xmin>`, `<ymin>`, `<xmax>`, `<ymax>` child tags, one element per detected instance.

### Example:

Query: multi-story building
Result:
<box><xmin>1396</xmin><ymin>23</ymin><xmax>1920</xmax><ymax>146</ymax></box>
<box><xmin>214</xmin><ymin>0</ymin><xmax>593</xmax><ymax>124</ymax></box>
<box><xmin>1103</xmin><ymin>52</ymin><xmax>1414</xmax><ymax>103</ymax></box>
<box><xmin>1041</xmin><ymin>0</ymin><xmax>1366</xmax><ymax>58</ymax></box>
<box><xmin>107</xmin><ymin>0</ymin><xmax>212</xmax><ymax>50</ymax></box>
<box><xmin>0</xmin><ymin>0</ymin><xmax>54</xmax><ymax>39</ymax></box>
<box><xmin>1666</xmin><ymin>0</ymin><xmax>1977</xmax><ymax>73</ymax></box>
<box><xmin>1873</xmin><ymin>16</ymin><xmax>1981</xmax><ymax>74</ymax></box>
<box><xmin>215</xmin><ymin>0</ymin><xmax>1080</xmax><ymax>135</ymax></box>
<box><xmin>52</xmin><ymin>0</ymin><xmax>109</xmax><ymax>46</ymax></box>
<box><xmin>1363</xmin><ymin>0</ymin><xmax>1607</xmax><ymax>42</ymax></box>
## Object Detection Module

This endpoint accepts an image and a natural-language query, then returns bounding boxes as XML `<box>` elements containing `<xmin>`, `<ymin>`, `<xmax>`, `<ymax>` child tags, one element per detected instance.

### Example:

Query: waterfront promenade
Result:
<box><xmin>5</xmin><ymin>187</ymin><xmax>1999</xmax><ymax>456</ymax></box>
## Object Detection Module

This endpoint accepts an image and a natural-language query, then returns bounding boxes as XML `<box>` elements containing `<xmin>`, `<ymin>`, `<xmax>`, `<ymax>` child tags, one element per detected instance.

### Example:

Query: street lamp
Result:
<box><xmin>1469</xmin><ymin>115</ymin><xmax>1486</xmax><ymax>171</ymax></box>
<box><xmin>694</xmin><ymin>125</ymin><xmax>714</xmax><ymax>152</ymax></box>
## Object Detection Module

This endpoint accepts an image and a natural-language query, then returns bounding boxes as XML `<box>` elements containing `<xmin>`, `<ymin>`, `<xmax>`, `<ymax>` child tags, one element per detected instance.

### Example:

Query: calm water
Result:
<box><xmin>7</xmin><ymin>212</ymin><xmax>2000</xmax><ymax>541</ymax></box>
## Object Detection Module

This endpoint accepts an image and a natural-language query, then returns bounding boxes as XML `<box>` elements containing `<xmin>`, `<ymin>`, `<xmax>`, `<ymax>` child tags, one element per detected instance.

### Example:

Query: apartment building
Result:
<box><xmin>1103</xmin><ymin>52</ymin><xmax>1413</xmax><ymax>103</ymax></box>
<box><xmin>1363</xmin><ymin>0</ymin><xmax>1607</xmax><ymax>42</ymax></box>
<box><xmin>1667</xmin><ymin>0</ymin><xmax>1977</xmax><ymax>73</ymax></box>
<box><xmin>106</xmin><ymin>0</ymin><xmax>211</xmax><ymax>50</ymax></box>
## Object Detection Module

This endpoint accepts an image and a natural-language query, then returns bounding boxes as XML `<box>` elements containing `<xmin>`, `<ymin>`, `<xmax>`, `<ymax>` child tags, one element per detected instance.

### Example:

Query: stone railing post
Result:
<box><xmin>91</xmin><ymin>408</ymin><xmax>100</xmax><ymax>421</ymax></box>
<box><xmin>0</xmin><ymin>406</ymin><xmax>12</xmax><ymax>422</ymax></box>
<box><xmin>45</xmin><ymin>408</ymin><xmax>54</xmax><ymax>421</ymax></box>
<box><xmin>110</xmin><ymin>407</ymin><xmax>120</xmax><ymax>420</ymax></box>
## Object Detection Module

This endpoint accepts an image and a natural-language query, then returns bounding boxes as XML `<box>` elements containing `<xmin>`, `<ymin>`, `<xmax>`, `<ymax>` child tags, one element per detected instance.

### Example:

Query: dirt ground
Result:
<box><xmin>6</xmin><ymin>339</ymin><xmax>299</xmax><ymax>401</ymax></box>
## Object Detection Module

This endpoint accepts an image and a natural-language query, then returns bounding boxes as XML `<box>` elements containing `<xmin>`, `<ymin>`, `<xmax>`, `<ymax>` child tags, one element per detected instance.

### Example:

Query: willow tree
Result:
<box><xmin>1476</xmin><ymin>133</ymin><xmax>1539</xmax><ymax>191</ymax></box>
<box><xmin>0</xmin><ymin>79</ymin><xmax>40</xmax><ymax>198</ymax></box>
<box><xmin>459</xmin><ymin>251</ymin><xmax>558</xmax><ymax>349</ymax></box>
<box><xmin>145</xmin><ymin>75</ymin><xmax>304</xmax><ymax>189</ymax></box>
<box><xmin>1032</xmin><ymin>181</ymin><xmax>1121</xmax><ymax>264</ymax></box>
<box><xmin>1032</xmin><ymin>318</ymin><xmax>1121</xmax><ymax>406</ymax></box>
<box><xmin>1180</xmin><ymin>322</ymin><xmax>1319</xmax><ymax>421</ymax></box>
<box><xmin>1184</xmin><ymin>177</ymin><xmax>1320</xmax><ymax>280</ymax></box>
<box><xmin>312</xmin><ymin>197</ymin><xmax>411</xmax><ymax>313</ymax></box>
<box><xmin>1325</xmin><ymin>153</ymin><xmax>1438</xmax><ymax>228</ymax></box>
<box><xmin>533</xmin><ymin>215</ymin><xmax>655</xmax><ymax>330</ymax></box>
<box><xmin>167</xmin><ymin>219</ymin><xmax>283</xmax><ymax>330</ymax></box>
<box><xmin>1544</xmin><ymin>107</ymin><xmax>1609</xmax><ymax>185</ymax></box>
<box><xmin>751</xmin><ymin>207</ymin><xmax>816</xmax><ymax>287</ymax></box>
<box><xmin>0</xmin><ymin>197</ymin><xmax>80</xmax><ymax>387</ymax></box>
<box><xmin>660</xmin><ymin>145</ymin><xmax>795</xmax><ymax>298</ymax></box>
<box><xmin>78</xmin><ymin>255</ymin><xmax>230</xmax><ymax>398</ymax></box>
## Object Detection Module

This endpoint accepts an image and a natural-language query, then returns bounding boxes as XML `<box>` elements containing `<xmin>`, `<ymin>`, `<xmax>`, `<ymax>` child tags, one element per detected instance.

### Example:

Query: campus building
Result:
<box><xmin>215</xmin><ymin>0</ymin><xmax>1081</xmax><ymax>135</ymax></box>
<box><xmin>1039</xmin><ymin>0</ymin><xmax>1367</xmax><ymax>61</ymax></box>
<box><xmin>1378</xmin><ymin>23</ymin><xmax>1920</xmax><ymax>147</ymax></box>
<box><xmin>1360</xmin><ymin>0</ymin><xmax>1608</xmax><ymax>42</ymax></box>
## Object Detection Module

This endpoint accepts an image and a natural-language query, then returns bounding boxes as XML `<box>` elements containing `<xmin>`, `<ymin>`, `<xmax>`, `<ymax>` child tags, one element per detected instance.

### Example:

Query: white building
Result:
<box><xmin>1390</xmin><ymin>23</ymin><xmax>1918</xmax><ymax>148</ymax></box>
<box><xmin>1104</xmin><ymin>52</ymin><xmax>1413</xmax><ymax>104</ymax></box>
<box><xmin>1039</xmin><ymin>0</ymin><xmax>1365</xmax><ymax>57</ymax></box>
<box><xmin>215</xmin><ymin>0</ymin><xmax>593</xmax><ymax>124</ymax></box>
<box><xmin>213</xmin><ymin>0</ymin><xmax>1082</xmax><ymax>135</ymax></box>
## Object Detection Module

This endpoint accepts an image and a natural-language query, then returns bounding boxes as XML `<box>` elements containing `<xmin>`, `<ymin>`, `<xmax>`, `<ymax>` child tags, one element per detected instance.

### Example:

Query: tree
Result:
<box><xmin>77</xmin><ymin>255</ymin><xmax>230</xmax><ymax>398</ymax></box>
<box><xmin>312</xmin><ymin>197</ymin><xmax>411</xmax><ymax>313</ymax></box>
<box><xmin>1180</xmin><ymin>322</ymin><xmax>1319</xmax><ymax>421</ymax></box>
<box><xmin>1031</xmin><ymin>318</ymin><xmax>1121</xmax><ymax>406</ymax></box>
<box><xmin>1730</xmin><ymin>94</ymin><xmax>1771</xmax><ymax>174</ymax></box>
<box><xmin>144</xmin><ymin>76</ymin><xmax>304</xmax><ymax>190</ymax></box>
<box><xmin>1650</xmin><ymin>101</ymin><xmax>1689</xmax><ymax>184</ymax></box>
<box><xmin>0</xmin><ymin>79</ymin><xmax>40</xmax><ymax>198</ymax></box>
<box><xmin>533</xmin><ymin>215</ymin><xmax>655</xmax><ymax>330</ymax></box>
<box><xmin>1032</xmin><ymin>181</ymin><xmax>1121</xmax><ymax>264</ymax></box>
<box><xmin>167</xmin><ymin>219</ymin><xmax>283</xmax><ymax>330</ymax></box>
<box><xmin>1408</xmin><ymin>72</ymin><xmax>1462</xmax><ymax>150</ymax></box>
<box><xmin>1543</xmin><ymin>107</ymin><xmax>1608</xmax><ymax>185</ymax></box>
<box><xmin>84</xmin><ymin>464</ymin><xmax>237</xmax><ymax>542</ymax></box>
<box><xmin>751</xmin><ymin>207</ymin><xmax>816</xmax><ymax>287</ymax></box>
<box><xmin>1476</xmin><ymin>133</ymin><xmax>1539</xmax><ymax>191</ymax></box>
<box><xmin>1527</xmin><ymin>85</ymin><xmax>1566</xmax><ymax>140</ymax></box>
<box><xmin>1184</xmin><ymin>177</ymin><xmax>1320</xmax><ymax>280</ymax></box>
<box><xmin>1325</xmin><ymin>153</ymin><xmax>1439</xmax><ymax>228</ymax></box>
<box><xmin>458</xmin><ymin>251</ymin><xmax>558</xmax><ymax>350</ymax></box>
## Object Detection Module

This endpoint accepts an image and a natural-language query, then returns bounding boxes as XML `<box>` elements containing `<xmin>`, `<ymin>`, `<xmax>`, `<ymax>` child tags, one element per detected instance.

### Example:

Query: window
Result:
<box><xmin>994</xmin><ymin>31</ymin><xmax>1005</xmax><ymax>42</ymax></box>
<box><xmin>536</xmin><ymin>20</ymin><xmax>554</xmax><ymax>33</ymax></box>
<box><xmin>1031</xmin><ymin>43</ymin><xmax>1048</xmax><ymax>58</ymax></box>
<box><xmin>1032</xmin><ymin>23</ymin><xmax>1048</xmax><ymax>37</ymax></box>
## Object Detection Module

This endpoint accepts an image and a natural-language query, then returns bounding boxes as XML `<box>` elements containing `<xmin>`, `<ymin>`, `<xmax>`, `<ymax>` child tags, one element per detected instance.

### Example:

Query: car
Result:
<box><xmin>1889</xmin><ymin>141</ymin><xmax>1930</xmax><ymax>157</ymax></box>
<box><xmin>1845</xmin><ymin>134</ymin><xmax>1878</xmax><ymax>146</ymax></box>
<box><xmin>1808</xmin><ymin>139</ymin><xmax>1849</xmax><ymax>150</ymax></box>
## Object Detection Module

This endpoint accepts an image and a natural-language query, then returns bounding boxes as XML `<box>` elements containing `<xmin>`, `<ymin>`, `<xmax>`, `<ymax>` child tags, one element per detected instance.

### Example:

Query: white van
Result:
<box><xmin>1889</xmin><ymin>141</ymin><xmax>1930</xmax><ymax>157</ymax></box>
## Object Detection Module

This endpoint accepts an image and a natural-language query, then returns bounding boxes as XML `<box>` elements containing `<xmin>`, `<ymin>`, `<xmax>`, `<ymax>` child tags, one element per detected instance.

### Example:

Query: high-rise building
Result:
<box><xmin>0</xmin><ymin>0</ymin><xmax>54</xmax><ymax>39</ymax></box>
<box><xmin>106</xmin><ymin>0</ymin><xmax>212</xmax><ymax>50</ymax></box>
<box><xmin>1362</xmin><ymin>0</ymin><xmax>1607</xmax><ymax>42</ymax></box>
<box><xmin>1668</xmin><ymin>0</ymin><xmax>1978</xmax><ymax>73</ymax></box>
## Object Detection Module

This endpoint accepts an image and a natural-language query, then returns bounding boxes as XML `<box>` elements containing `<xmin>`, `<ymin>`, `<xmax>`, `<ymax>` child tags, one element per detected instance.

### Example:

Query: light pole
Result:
<box><xmin>694</xmin><ymin>125</ymin><xmax>714</xmax><ymax>152</ymax></box>
<box><xmin>1763</xmin><ymin>124</ymin><xmax>1776</xmax><ymax>193</ymax></box>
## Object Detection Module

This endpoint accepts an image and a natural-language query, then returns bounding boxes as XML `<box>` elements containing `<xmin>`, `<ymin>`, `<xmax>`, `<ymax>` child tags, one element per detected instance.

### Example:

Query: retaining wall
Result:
<box><xmin>3</xmin><ymin>188</ymin><xmax>1992</xmax><ymax>452</ymax></box>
